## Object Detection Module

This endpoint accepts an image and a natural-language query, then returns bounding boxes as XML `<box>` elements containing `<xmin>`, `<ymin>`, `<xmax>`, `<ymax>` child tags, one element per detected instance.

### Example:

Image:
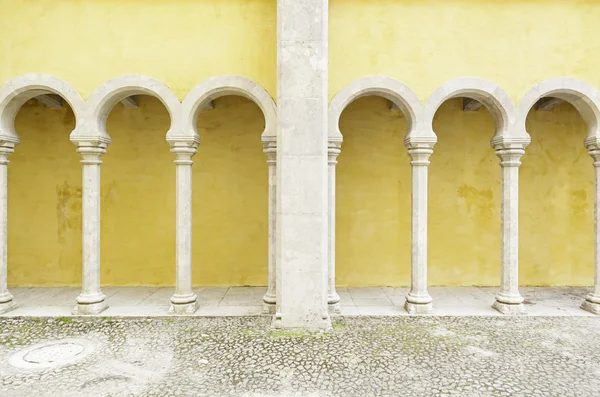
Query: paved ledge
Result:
<box><xmin>0</xmin><ymin>286</ymin><xmax>594</xmax><ymax>317</ymax></box>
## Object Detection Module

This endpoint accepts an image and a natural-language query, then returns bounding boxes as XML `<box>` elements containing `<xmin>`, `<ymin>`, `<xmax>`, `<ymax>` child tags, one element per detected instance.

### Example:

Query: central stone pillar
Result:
<box><xmin>0</xmin><ymin>141</ymin><xmax>16</xmax><ymax>314</ymax></box>
<box><xmin>274</xmin><ymin>0</ymin><xmax>331</xmax><ymax>329</ymax></box>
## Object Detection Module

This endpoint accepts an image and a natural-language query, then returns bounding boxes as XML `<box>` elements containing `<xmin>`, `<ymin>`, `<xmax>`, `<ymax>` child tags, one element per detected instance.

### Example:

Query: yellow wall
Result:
<box><xmin>3</xmin><ymin>0</ymin><xmax>599</xmax><ymax>286</ymax></box>
<box><xmin>337</xmin><ymin>97</ymin><xmax>592</xmax><ymax>287</ymax></box>
<box><xmin>0</xmin><ymin>0</ymin><xmax>276</xmax><ymax>98</ymax></box>
<box><xmin>9</xmin><ymin>96</ymin><xmax>267</xmax><ymax>286</ymax></box>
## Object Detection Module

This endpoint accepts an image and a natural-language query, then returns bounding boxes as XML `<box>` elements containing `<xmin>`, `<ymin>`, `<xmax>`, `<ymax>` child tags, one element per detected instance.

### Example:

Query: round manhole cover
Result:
<box><xmin>9</xmin><ymin>339</ymin><xmax>96</xmax><ymax>369</ymax></box>
<box><xmin>23</xmin><ymin>343</ymin><xmax>85</xmax><ymax>364</ymax></box>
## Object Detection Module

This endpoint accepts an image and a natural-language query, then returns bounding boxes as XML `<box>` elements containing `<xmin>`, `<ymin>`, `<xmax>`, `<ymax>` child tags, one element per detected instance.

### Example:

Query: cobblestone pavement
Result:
<box><xmin>0</xmin><ymin>316</ymin><xmax>599</xmax><ymax>397</ymax></box>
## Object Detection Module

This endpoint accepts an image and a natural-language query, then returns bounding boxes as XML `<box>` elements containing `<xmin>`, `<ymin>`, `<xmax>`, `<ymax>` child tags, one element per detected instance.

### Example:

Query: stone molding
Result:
<box><xmin>182</xmin><ymin>75</ymin><xmax>276</xmax><ymax>144</ymax></box>
<box><xmin>0</xmin><ymin>74</ymin><xmax>85</xmax><ymax>146</ymax></box>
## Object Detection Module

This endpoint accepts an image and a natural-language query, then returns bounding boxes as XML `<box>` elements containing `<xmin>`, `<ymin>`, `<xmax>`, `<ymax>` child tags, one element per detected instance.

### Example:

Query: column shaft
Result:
<box><xmin>73</xmin><ymin>144</ymin><xmax>108</xmax><ymax>315</ymax></box>
<box><xmin>327</xmin><ymin>141</ymin><xmax>341</xmax><ymax>312</ymax></box>
<box><xmin>405</xmin><ymin>146</ymin><xmax>434</xmax><ymax>314</ymax></box>
<box><xmin>0</xmin><ymin>144</ymin><xmax>16</xmax><ymax>314</ymax></box>
<box><xmin>493</xmin><ymin>147</ymin><xmax>525</xmax><ymax>314</ymax></box>
<box><xmin>263</xmin><ymin>141</ymin><xmax>277</xmax><ymax>313</ymax></box>
<box><xmin>582</xmin><ymin>149</ymin><xmax>600</xmax><ymax>314</ymax></box>
<box><xmin>170</xmin><ymin>145</ymin><xmax>198</xmax><ymax>314</ymax></box>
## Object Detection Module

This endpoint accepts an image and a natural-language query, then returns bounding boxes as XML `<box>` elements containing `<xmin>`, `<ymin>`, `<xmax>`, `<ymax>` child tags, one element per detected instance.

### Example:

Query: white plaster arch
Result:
<box><xmin>75</xmin><ymin>75</ymin><xmax>185</xmax><ymax>145</ymax></box>
<box><xmin>182</xmin><ymin>75</ymin><xmax>276</xmax><ymax>142</ymax></box>
<box><xmin>0</xmin><ymin>74</ymin><xmax>85</xmax><ymax>144</ymax></box>
<box><xmin>328</xmin><ymin>76</ymin><xmax>426</xmax><ymax>143</ymax></box>
<box><xmin>518</xmin><ymin>78</ymin><xmax>600</xmax><ymax>147</ymax></box>
<box><xmin>424</xmin><ymin>77</ymin><xmax>527</xmax><ymax>147</ymax></box>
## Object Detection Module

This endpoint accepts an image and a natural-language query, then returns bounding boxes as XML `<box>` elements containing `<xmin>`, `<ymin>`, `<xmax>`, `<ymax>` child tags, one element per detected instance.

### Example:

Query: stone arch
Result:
<box><xmin>0</xmin><ymin>74</ymin><xmax>85</xmax><ymax>144</ymax></box>
<box><xmin>182</xmin><ymin>75</ymin><xmax>276</xmax><ymax>142</ymax></box>
<box><xmin>329</xmin><ymin>76</ymin><xmax>425</xmax><ymax>143</ymax></box>
<box><xmin>423</xmin><ymin>77</ymin><xmax>526</xmax><ymax>147</ymax></box>
<box><xmin>518</xmin><ymin>78</ymin><xmax>600</xmax><ymax>147</ymax></box>
<box><xmin>75</xmin><ymin>75</ymin><xmax>185</xmax><ymax>145</ymax></box>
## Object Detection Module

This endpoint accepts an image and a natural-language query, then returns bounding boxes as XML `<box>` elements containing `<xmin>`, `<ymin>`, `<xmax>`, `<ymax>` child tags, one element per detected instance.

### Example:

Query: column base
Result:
<box><xmin>72</xmin><ymin>300</ymin><xmax>108</xmax><ymax>315</ymax></box>
<box><xmin>0</xmin><ymin>299</ymin><xmax>17</xmax><ymax>314</ymax></box>
<box><xmin>405</xmin><ymin>301</ymin><xmax>434</xmax><ymax>314</ymax></box>
<box><xmin>581</xmin><ymin>298</ymin><xmax>600</xmax><ymax>315</ymax></box>
<box><xmin>492</xmin><ymin>300</ymin><xmax>526</xmax><ymax>315</ymax></box>
<box><xmin>262</xmin><ymin>293</ymin><xmax>276</xmax><ymax>314</ymax></box>
<box><xmin>327</xmin><ymin>292</ymin><xmax>341</xmax><ymax>314</ymax></box>
<box><xmin>169</xmin><ymin>298</ymin><xmax>199</xmax><ymax>315</ymax></box>
<box><xmin>262</xmin><ymin>302</ymin><xmax>276</xmax><ymax>315</ymax></box>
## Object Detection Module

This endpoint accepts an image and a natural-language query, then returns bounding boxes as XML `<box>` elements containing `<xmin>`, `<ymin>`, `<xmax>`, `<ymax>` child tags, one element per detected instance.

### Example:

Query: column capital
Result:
<box><xmin>328</xmin><ymin>138</ymin><xmax>342</xmax><ymax>164</ymax></box>
<box><xmin>406</xmin><ymin>142</ymin><xmax>434</xmax><ymax>166</ymax></box>
<box><xmin>586</xmin><ymin>142</ymin><xmax>600</xmax><ymax>165</ymax></box>
<box><xmin>0</xmin><ymin>140</ymin><xmax>15</xmax><ymax>163</ymax></box>
<box><xmin>262</xmin><ymin>136</ymin><xmax>277</xmax><ymax>163</ymax></box>
<box><xmin>74</xmin><ymin>141</ymin><xmax>107</xmax><ymax>164</ymax></box>
<box><xmin>169</xmin><ymin>139</ymin><xmax>199</xmax><ymax>164</ymax></box>
<box><xmin>494</xmin><ymin>143</ymin><xmax>526</xmax><ymax>167</ymax></box>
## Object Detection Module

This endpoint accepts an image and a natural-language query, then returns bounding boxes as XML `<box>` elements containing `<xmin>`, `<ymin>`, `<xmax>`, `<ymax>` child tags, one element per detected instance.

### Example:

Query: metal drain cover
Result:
<box><xmin>9</xmin><ymin>339</ymin><xmax>95</xmax><ymax>369</ymax></box>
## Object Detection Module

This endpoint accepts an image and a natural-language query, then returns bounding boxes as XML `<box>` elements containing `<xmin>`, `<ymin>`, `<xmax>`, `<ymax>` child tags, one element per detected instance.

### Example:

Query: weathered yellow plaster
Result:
<box><xmin>8</xmin><ymin>96</ymin><xmax>267</xmax><ymax>286</ymax></box>
<box><xmin>0</xmin><ymin>0</ymin><xmax>276</xmax><ymax>99</ymax></box>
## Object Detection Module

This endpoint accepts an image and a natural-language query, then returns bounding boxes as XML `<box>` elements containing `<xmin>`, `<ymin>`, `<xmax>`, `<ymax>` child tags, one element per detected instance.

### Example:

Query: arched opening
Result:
<box><xmin>9</xmin><ymin>95</ymin><xmax>81</xmax><ymax>290</ymax></box>
<box><xmin>428</xmin><ymin>97</ymin><xmax>500</xmax><ymax>287</ymax></box>
<box><xmin>192</xmin><ymin>95</ymin><xmax>268</xmax><ymax>291</ymax></box>
<box><xmin>336</xmin><ymin>96</ymin><xmax>411</xmax><ymax>289</ymax></box>
<box><xmin>101</xmin><ymin>95</ymin><xmax>175</xmax><ymax>286</ymax></box>
<box><xmin>521</xmin><ymin>99</ymin><xmax>593</xmax><ymax>287</ymax></box>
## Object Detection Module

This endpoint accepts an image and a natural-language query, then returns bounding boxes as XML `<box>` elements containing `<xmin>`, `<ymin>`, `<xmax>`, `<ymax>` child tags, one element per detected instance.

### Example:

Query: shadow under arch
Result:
<box><xmin>518</xmin><ymin>78</ymin><xmax>600</xmax><ymax>313</ymax></box>
<box><xmin>423</xmin><ymin>78</ymin><xmax>528</xmax><ymax>313</ymax></box>
<box><xmin>182</xmin><ymin>75</ymin><xmax>277</xmax><ymax>311</ymax></box>
<box><xmin>326</xmin><ymin>77</ymin><xmax>423</xmax><ymax>310</ymax></box>
<box><xmin>0</xmin><ymin>75</ymin><xmax>85</xmax><ymax>306</ymax></box>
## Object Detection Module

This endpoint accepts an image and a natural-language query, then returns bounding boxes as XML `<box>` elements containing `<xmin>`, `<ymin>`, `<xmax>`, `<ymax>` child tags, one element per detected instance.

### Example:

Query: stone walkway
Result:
<box><xmin>1</xmin><ymin>286</ymin><xmax>595</xmax><ymax>317</ymax></box>
<box><xmin>1</xmin><ymin>316</ymin><xmax>599</xmax><ymax>396</ymax></box>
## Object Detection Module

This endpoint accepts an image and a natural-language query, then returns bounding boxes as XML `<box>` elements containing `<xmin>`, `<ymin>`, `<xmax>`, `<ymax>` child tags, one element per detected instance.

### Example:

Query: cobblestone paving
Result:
<box><xmin>0</xmin><ymin>316</ymin><xmax>599</xmax><ymax>396</ymax></box>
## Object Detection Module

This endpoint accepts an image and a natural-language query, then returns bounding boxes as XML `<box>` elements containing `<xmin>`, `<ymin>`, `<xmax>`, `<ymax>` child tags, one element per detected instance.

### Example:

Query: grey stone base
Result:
<box><xmin>581</xmin><ymin>299</ymin><xmax>600</xmax><ymax>315</ymax></box>
<box><xmin>262</xmin><ymin>302</ymin><xmax>276</xmax><ymax>315</ymax></box>
<box><xmin>493</xmin><ymin>300</ymin><xmax>526</xmax><ymax>315</ymax></box>
<box><xmin>405</xmin><ymin>301</ymin><xmax>433</xmax><ymax>314</ymax></box>
<box><xmin>72</xmin><ymin>300</ymin><xmax>108</xmax><ymax>315</ymax></box>
<box><xmin>169</xmin><ymin>301</ymin><xmax>199</xmax><ymax>315</ymax></box>
<box><xmin>0</xmin><ymin>299</ymin><xmax>17</xmax><ymax>314</ymax></box>
<box><xmin>328</xmin><ymin>302</ymin><xmax>340</xmax><ymax>314</ymax></box>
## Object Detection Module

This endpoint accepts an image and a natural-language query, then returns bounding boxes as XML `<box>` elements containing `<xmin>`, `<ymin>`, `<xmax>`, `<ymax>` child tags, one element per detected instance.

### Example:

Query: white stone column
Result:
<box><xmin>262</xmin><ymin>138</ymin><xmax>277</xmax><ymax>314</ymax></box>
<box><xmin>169</xmin><ymin>141</ymin><xmax>199</xmax><ymax>314</ymax></box>
<box><xmin>493</xmin><ymin>144</ymin><xmax>526</xmax><ymax>314</ymax></box>
<box><xmin>73</xmin><ymin>142</ymin><xmax>108</xmax><ymax>315</ymax></box>
<box><xmin>0</xmin><ymin>142</ymin><xmax>16</xmax><ymax>314</ymax></box>
<box><xmin>274</xmin><ymin>0</ymin><xmax>330</xmax><ymax>329</ymax></box>
<box><xmin>405</xmin><ymin>143</ymin><xmax>434</xmax><ymax>314</ymax></box>
<box><xmin>327</xmin><ymin>139</ymin><xmax>341</xmax><ymax>313</ymax></box>
<box><xmin>582</xmin><ymin>146</ymin><xmax>600</xmax><ymax>314</ymax></box>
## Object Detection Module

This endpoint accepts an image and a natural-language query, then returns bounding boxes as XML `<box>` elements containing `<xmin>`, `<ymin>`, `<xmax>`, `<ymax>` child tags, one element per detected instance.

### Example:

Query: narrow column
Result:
<box><xmin>493</xmin><ymin>145</ymin><xmax>526</xmax><ymax>314</ymax></box>
<box><xmin>582</xmin><ymin>147</ymin><xmax>600</xmax><ymax>314</ymax></box>
<box><xmin>169</xmin><ymin>142</ymin><xmax>199</xmax><ymax>314</ymax></box>
<box><xmin>405</xmin><ymin>143</ymin><xmax>434</xmax><ymax>314</ymax></box>
<box><xmin>327</xmin><ymin>139</ymin><xmax>341</xmax><ymax>313</ymax></box>
<box><xmin>0</xmin><ymin>143</ymin><xmax>16</xmax><ymax>314</ymax></box>
<box><xmin>262</xmin><ymin>138</ymin><xmax>277</xmax><ymax>314</ymax></box>
<box><xmin>73</xmin><ymin>142</ymin><xmax>108</xmax><ymax>315</ymax></box>
<box><xmin>274</xmin><ymin>0</ymin><xmax>330</xmax><ymax>329</ymax></box>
